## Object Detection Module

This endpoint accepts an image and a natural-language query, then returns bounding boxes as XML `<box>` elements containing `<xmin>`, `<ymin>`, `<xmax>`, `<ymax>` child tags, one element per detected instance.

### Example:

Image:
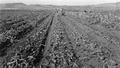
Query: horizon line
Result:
<box><xmin>0</xmin><ymin>1</ymin><xmax>120</xmax><ymax>6</ymax></box>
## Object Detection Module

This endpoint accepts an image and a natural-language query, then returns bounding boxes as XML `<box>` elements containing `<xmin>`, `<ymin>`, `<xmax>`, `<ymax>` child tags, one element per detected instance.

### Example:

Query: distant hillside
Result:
<box><xmin>0</xmin><ymin>3</ymin><xmax>27</xmax><ymax>9</ymax></box>
<box><xmin>0</xmin><ymin>2</ymin><xmax>120</xmax><ymax>10</ymax></box>
<box><xmin>91</xmin><ymin>2</ymin><xmax>120</xmax><ymax>10</ymax></box>
<box><xmin>0</xmin><ymin>3</ymin><xmax>56</xmax><ymax>10</ymax></box>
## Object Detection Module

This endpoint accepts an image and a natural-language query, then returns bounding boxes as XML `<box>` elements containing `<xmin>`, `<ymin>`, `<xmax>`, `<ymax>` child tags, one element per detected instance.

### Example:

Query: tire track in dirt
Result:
<box><xmin>33</xmin><ymin>13</ymin><xmax>55</xmax><ymax>68</ymax></box>
<box><xmin>42</xmin><ymin>13</ymin><xmax>81</xmax><ymax>68</ymax></box>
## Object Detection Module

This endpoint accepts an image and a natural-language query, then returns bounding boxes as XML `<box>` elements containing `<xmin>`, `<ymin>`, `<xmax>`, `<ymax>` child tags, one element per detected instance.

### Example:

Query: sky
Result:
<box><xmin>0</xmin><ymin>0</ymin><xmax>120</xmax><ymax>5</ymax></box>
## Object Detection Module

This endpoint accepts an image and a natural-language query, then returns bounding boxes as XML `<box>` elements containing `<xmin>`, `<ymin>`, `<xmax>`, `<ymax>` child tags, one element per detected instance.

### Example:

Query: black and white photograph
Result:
<box><xmin>0</xmin><ymin>0</ymin><xmax>120</xmax><ymax>68</ymax></box>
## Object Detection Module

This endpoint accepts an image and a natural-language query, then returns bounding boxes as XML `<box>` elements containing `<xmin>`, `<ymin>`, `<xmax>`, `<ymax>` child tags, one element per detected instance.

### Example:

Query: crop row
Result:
<box><xmin>63</xmin><ymin>13</ymin><xmax>120</xmax><ymax>68</ymax></box>
<box><xmin>5</xmin><ymin>13</ymin><xmax>54</xmax><ymax>68</ymax></box>
<box><xmin>0</xmin><ymin>10</ymin><xmax>54</xmax><ymax>68</ymax></box>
